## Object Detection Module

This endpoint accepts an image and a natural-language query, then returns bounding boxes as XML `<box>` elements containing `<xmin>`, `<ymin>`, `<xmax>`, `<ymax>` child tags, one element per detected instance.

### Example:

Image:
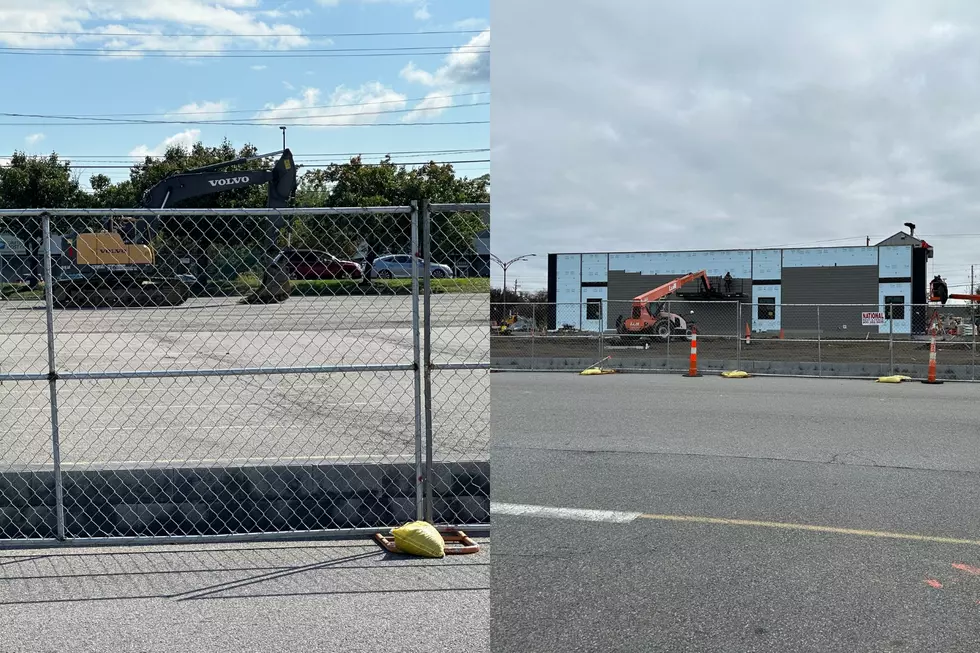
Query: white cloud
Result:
<box><xmin>165</xmin><ymin>100</ymin><xmax>230</xmax><ymax>119</ymax></box>
<box><xmin>24</xmin><ymin>133</ymin><xmax>45</xmax><ymax>146</ymax></box>
<box><xmin>402</xmin><ymin>91</ymin><xmax>454</xmax><ymax>122</ymax></box>
<box><xmin>0</xmin><ymin>0</ymin><xmax>309</xmax><ymax>53</ymax></box>
<box><xmin>129</xmin><ymin>129</ymin><xmax>202</xmax><ymax>157</ymax></box>
<box><xmin>255</xmin><ymin>83</ymin><xmax>407</xmax><ymax>127</ymax></box>
<box><xmin>414</xmin><ymin>3</ymin><xmax>430</xmax><ymax>20</ymax></box>
<box><xmin>283</xmin><ymin>81</ymin><xmax>295</xmax><ymax>90</ymax></box>
<box><xmin>491</xmin><ymin>0</ymin><xmax>980</xmax><ymax>291</ymax></box>
<box><xmin>399</xmin><ymin>28</ymin><xmax>490</xmax><ymax>87</ymax></box>
<box><xmin>251</xmin><ymin>64</ymin><xmax>267</xmax><ymax>70</ymax></box>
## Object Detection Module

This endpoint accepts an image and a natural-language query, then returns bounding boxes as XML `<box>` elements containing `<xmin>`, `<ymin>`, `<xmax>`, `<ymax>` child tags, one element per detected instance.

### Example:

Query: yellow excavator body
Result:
<box><xmin>73</xmin><ymin>232</ymin><xmax>155</xmax><ymax>267</ymax></box>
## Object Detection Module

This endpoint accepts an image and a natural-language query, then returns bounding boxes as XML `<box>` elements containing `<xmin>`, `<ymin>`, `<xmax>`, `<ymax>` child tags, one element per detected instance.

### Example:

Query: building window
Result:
<box><xmin>884</xmin><ymin>295</ymin><xmax>905</xmax><ymax>320</ymax></box>
<box><xmin>586</xmin><ymin>298</ymin><xmax>603</xmax><ymax>321</ymax></box>
<box><xmin>757</xmin><ymin>297</ymin><xmax>776</xmax><ymax>320</ymax></box>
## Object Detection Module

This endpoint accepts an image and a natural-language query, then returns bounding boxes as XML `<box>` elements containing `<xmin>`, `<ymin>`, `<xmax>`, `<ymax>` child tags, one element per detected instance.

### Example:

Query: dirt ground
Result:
<box><xmin>490</xmin><ymin>333</ymin><xmax>980</xmax><ymax>367</ymax></box>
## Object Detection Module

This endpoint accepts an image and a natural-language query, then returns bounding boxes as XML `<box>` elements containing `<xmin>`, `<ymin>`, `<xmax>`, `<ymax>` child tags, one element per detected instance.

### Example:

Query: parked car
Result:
<box><xmin>276</xmin><ymin>249</ymin><xmax>362</xmax><ymax>280</ymax></box>
<box><xmin>370</xmin><ymin>255</ymin><xmax>454</xmax><ymax>279</ymax></box>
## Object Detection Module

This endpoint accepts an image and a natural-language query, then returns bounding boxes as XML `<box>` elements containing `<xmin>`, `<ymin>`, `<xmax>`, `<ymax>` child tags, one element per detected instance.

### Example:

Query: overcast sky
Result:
<box><xmin>491</xmin><ymin>0</ymin><xmax>980</xmax><ymax>295</ymax></box>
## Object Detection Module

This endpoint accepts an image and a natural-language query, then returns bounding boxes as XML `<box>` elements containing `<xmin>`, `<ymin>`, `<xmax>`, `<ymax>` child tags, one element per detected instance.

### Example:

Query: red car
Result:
<box><xmin>278</xmin><ymin>249</ymin><xmax>362</xmax><ymax>280</ymax></box>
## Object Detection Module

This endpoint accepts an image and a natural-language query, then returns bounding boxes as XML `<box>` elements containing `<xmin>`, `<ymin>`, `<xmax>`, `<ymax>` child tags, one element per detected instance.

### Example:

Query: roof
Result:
<box><xmin>876</xmin><ymin>231</ymin><xmax>926</xmax><ymax>247</ymax></box>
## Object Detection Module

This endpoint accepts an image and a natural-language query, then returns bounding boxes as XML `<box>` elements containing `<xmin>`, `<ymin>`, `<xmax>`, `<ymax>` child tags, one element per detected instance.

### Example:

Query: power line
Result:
<box><xmin>65</xmin><ymin>158</ymin><xmax>489</xmax><ymax>170</ymax></box>
<box><xmin>0</xmin><ymin>102</ymin><xmax>489</xmax><ymax>126</ymax></box>
<box><xmin>50</xmin><ymin>148</ymin><xmax>491</xmax><ymax>160</ymax></box>
<box><xmin>0</xmin><ymin>48</ymin><xmax>488</xmax><ymax>59</ymax></box>
<box><xmin>0</xmin><ymin>119</ymin><xmax>488</xmax><ymax>127</ymax></box>
<box><xmin>13</xmin><ymin>92</ymin><xmax>489</xmax><ymax>119</ymax></box>
<box><xmin>0</xmin><ymin>28</ymin><xmax>485</xmax><ymax>38</ymax></box>
<box><xmin>0</xmin><ymin>44</ymin><xmax>487</xmax><ymax>54</ymax></box>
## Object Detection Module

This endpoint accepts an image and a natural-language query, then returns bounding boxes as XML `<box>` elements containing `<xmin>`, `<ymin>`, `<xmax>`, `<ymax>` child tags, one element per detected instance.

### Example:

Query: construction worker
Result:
<box><xmin>724</xmin><ymin>271</ymin><xmax>733</xmax><ymax>294</ymax></box>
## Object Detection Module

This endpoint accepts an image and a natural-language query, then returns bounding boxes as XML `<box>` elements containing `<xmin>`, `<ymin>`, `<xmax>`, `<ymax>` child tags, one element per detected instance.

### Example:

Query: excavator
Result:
<box><xmin>52</xmin><ymin>149</ymin><xmax>297</xmax><ymax>308</ymax></box>
<box><xmin>615</xmin><ymin>270</ymin><xmax>712</xmax><ymax>341</ymax></box>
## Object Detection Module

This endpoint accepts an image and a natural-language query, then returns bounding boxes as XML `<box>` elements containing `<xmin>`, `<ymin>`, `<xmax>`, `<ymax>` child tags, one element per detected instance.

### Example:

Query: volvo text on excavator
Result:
<box><xmin>615</xmin><ymin>270</ymin><xmax>712</xmax><ymax>340</ymax></box>
<box><xmin>52</xmin><ymin>149</ymin><xmax>297</xmax><ymax>308</ymax></box>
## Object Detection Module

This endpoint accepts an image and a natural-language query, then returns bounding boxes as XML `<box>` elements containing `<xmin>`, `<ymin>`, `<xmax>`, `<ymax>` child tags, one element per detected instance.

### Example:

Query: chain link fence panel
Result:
<box><xmin>490</xmin><ymin>300</ymin><xmax>980</xmax><ymax>381</ymax></box>
<box><xmin>421</xmin><ymin>202</ymin><xmax>490</xmax><ymax>527</ymax></box>
<box><xmin>0</xmin><ymin>204</ymin><xmax>490</xmax><ymax>545</ymax></box>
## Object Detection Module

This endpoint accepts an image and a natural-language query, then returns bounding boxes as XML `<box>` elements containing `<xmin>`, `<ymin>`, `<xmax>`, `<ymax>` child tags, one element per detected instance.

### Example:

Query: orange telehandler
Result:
<box><xmin>615</xmin><ymin>270</ymin><xmax>712</xmax><ymax>341</ymax></box>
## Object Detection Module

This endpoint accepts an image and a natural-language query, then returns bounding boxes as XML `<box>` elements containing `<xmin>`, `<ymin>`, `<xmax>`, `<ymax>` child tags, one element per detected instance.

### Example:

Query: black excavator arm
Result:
<box><xmin>129</xmin><ymin>149</ymin><xmax>299</xmax><ymax>303</ymax></box>
<box><xmin>140</xmin><ymin>148</ymin><xmax>297</xmax><ymax>210</ymax></box>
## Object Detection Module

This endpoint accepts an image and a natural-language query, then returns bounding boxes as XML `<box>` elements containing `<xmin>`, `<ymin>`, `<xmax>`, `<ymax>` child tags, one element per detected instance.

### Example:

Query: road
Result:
<box><xmin>491</xmin><ymin>373</ymin><xmax>980</xmax><ymax>652</ymax></box>
<box><xmin>0</xmin><ymin>536</ymin><xmax>489</xmax><ymax>652</ymax></box>
<box><xmin>0</xmin><ymin>294</ymin><xmax>488</xmax><ymax>469</ymax></box>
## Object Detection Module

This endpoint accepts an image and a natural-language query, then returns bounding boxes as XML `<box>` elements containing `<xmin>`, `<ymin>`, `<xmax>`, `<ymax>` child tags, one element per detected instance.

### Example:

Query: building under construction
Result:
<box><xmin>546</xmin><ymin>229</ymin><xmax>934</xmax><ymax>336</ymax></box>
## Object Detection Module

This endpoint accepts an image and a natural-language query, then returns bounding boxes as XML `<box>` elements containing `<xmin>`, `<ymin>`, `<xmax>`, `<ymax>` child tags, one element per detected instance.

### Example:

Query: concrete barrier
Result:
<box><xmin>491</xmin><ymin>356</ymin><xmax>976</xmax><ymax>381</ymax></box>
<box><xmin>0</xmin><ymin>460</ymin><xmax>489</xmax><ymax>540</ymax></box>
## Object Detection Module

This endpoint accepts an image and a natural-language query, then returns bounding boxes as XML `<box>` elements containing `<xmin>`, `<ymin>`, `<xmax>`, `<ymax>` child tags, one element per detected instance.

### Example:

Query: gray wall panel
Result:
<box><xmin>781</xmin><ymin>265</ymin><xmax>879</xmax><ymax>334</ymax></box>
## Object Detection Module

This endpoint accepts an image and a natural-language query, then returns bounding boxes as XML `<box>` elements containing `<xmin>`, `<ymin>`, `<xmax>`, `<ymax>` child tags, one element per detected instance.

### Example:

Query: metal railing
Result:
<box><xmin>491</xmin><ymin>300</ymin><xmax>979</xmax><ymax>380</ymax></box>
<box><xmin>0</xmin><ymin>202</ymin><xmax>489</xmax><ymax>545</ymax></box>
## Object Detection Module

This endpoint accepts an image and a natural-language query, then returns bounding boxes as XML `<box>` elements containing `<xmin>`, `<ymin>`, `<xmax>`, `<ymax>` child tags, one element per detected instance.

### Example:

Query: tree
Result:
<box><xmin>293</xmin><ymin>156</ymin><xmax>490</xmax><ymax>261</ymax></box>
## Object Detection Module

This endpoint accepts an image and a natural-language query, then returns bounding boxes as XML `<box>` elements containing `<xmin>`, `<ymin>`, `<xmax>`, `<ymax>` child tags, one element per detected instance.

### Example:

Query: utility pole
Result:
<box><xmin>280</xmin><ymin>126</ymin><xmax>287</xmax><ymax>150</ymax></box>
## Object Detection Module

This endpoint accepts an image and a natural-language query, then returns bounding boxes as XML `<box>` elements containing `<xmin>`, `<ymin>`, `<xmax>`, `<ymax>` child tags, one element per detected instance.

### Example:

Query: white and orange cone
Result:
<box><xmin>684</xmin><ymin>328</ymin><xmax>701</xmax><ymax>378</ymax></box>
<box><xmin>921</xmin><ymin>330</ymin><xmax>943</xmax><ymax>385</ymax></box>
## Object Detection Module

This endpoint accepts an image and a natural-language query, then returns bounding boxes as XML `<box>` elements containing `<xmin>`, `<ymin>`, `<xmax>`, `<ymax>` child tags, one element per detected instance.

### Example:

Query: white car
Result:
<box><xmin>370</xmin><ymin>255</ymin><xmax>454</xmax><ymax>279</ymax></box>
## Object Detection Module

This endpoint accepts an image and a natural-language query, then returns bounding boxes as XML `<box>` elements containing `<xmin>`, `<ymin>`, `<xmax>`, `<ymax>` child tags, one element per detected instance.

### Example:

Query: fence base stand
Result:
<box><xmin>373</xmin><ymin>528</ymin><xmax>481</xmax><ymax>555</ymax></box>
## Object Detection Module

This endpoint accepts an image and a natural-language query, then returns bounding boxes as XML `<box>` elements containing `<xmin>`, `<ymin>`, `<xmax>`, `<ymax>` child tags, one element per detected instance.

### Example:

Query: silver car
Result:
<box><xmin>370</xmin><ymin>255</ymin><xmax>454</xmax><ymax>279</ymax></box>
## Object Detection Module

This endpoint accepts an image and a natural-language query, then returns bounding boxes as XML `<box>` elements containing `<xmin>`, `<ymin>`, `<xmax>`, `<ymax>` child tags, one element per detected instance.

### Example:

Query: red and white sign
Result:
<box><xmin>861</xmin><ymin>311</ymin><xmax>886</xmax><ymax>326</ymax></box>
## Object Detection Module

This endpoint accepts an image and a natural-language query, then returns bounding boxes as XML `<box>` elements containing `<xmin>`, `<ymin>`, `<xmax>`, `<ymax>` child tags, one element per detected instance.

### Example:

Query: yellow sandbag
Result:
<box><xmin>721</xmin><ymin>370</ymin><xmax>751</xmax><ymax>378</ymax></box>
<box><xmin>390</xmin><ymin>520</ymin><xmax>445</xmax><ymax>558</ymax></box>
<box><xmin>876</xmin><ymin>375</ymin><xmax>912</xmax><ymax>383</ymax></box>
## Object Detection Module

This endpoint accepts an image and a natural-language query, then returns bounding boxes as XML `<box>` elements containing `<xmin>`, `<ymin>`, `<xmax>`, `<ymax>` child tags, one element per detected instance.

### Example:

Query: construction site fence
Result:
<box><xmin>490</xmin><ymin>300</ymin><xmax>980</xmax><ymax>380</ymax></box>
<box><xmin>0</xmin><ymin>202</ymin><xmax>489</xmax><ymax>546</ymax></box>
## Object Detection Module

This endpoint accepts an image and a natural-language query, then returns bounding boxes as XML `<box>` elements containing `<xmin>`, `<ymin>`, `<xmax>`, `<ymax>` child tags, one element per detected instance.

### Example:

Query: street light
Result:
<box><xmin>491</xmin><ymin>252</ymin><xmax>536</xmax><ymax>317</ymax></box>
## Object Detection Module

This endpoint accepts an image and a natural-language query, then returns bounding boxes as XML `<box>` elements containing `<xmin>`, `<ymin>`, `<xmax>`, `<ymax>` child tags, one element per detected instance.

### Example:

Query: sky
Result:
<box><xmin>0</xmin><ymin>0</ymin><xmax>489</xmax><ymax>188</ymax></box>
<box><xmin>491</xmin><ymin>0</ymin><xmax>980</xmax><ymax>296</ymax></box>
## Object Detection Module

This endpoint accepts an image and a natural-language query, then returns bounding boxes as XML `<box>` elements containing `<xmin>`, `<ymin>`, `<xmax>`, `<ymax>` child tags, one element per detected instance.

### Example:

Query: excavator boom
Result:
<box><xmin>632</xmin><ymin>270</ymin><xmax>711</xmax><ymax>305</ymax></box>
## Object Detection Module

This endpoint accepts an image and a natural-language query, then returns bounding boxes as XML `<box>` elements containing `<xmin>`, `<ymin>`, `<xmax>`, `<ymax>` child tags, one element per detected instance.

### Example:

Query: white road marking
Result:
<box><xmin>491</xmin><ymin>502</ymin><xmax>641</xmax><ymax>524</ymax></box>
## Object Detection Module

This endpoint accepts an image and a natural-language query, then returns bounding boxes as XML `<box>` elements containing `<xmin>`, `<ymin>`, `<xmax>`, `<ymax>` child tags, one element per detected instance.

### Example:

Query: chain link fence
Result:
<box><xmin>491</xmin><ymin>300</ymin><xmax>980</xmax><ymax>380</ymax></box>
<box><xmin>0</xmin><ymin>202</ymin><xmax>489</xmax><ymax>545</ymax></box>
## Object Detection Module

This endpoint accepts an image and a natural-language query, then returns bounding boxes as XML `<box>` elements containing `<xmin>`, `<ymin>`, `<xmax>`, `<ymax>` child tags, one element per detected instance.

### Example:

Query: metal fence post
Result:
<box><xmin>599</xmin><ymin>300</ymin><xmax>604</xmax><ymax>361</ymax></box>
<box><xmin>889</xmin><ymin>314</ymin><xmax>894</xmax><ymax>374</ymax></box>
<box><xmin>409</xmin><ymin>201</ymin><xmax>424</xmax><ymax>522</ymax></box>
<box><xmin>531</xmin><ymin>303</ymin><xmax>536</xmax><ymax>371</ymax></box>
<box><xmin>666</xmin><ymin>300</ymin><xmax>671</xmax><ymax>372</ymax></box>
<box><xmin>817</xmin><ymin>305</ymin><xmax>822</xmax><ymax>377</ymax></box>
<box><xmin>736</xmin><ymin>301</ymin><xmax>742</xmax><ymax>370</ymax></box>
<box><xmin>973</xmin><ymin>310</ymin><xmax>977</xmax><ymax>382</ymax></box>
<box><xmin>421</xmin><ymin>199</ymin><xmax>435</xmax><ymax>524</ymax></box>
<box><xmin>41</xmin><ymin>212</ymin><xmax>65</xmax><ymax>541</ymax></box>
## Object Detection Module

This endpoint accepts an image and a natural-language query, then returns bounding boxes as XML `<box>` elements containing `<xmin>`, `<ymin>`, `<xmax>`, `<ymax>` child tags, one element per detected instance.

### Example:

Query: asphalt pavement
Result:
<box><xmin>0</xmin><ymin>294</ymin><xmax>489</xmax><ymax>469</ymax></box>
<box><xmin>0</xmin><ymin>537</ymin><xmax>489</xmax><ymax>652</ymax></box>
<box><xmin>491</xmin><ymin>373</ymin><xmax>980</xmax><ymax>652</ymax></box>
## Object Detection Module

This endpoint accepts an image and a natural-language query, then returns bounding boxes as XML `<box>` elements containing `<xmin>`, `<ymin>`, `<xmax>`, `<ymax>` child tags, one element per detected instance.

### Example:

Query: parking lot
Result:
<box><xmin>0</xmin><ymin>294</ymin><xmax>489</xmax><ymax>470</ymax></box>
<box><xmin>492</xmin><ymin>373</ymin><xmax>980</xmax><ymax>652</ymax></box>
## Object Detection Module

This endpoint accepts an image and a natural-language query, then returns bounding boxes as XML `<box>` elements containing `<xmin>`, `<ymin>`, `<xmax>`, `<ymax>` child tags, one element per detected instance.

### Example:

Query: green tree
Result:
<box><xmin>293</xmin><ymin>156</ymin><xmax>490</xmax><ymax>261</ymax></box>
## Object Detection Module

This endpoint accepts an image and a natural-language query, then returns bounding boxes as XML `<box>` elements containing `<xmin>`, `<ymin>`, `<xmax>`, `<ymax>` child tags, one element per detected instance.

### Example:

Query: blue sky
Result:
<box><xmin>0</xmin><ymin>0</ymin><xmax>489</xmax><ymax>188</ymax></box>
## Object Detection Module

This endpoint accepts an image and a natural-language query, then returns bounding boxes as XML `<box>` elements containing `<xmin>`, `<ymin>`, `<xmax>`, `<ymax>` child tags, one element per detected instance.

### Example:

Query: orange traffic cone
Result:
<box><xmin>684</xmin><ymin>328</ymin><xmax>701</xmax><ymax>378</ymax></box>
<box><xmin>779</xmin><ymin>328</ymin><xmax>784</xmax><ymax>339</ymax></box>
<box><xmin>745</xmin><ymin>323</ymin><xmax>751</xmax><ymax>346</ymax></box>
<box><xmin>921</xmin><ymin>330</ymin><xmax>943</xmax><ymax>385</ymax></box>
